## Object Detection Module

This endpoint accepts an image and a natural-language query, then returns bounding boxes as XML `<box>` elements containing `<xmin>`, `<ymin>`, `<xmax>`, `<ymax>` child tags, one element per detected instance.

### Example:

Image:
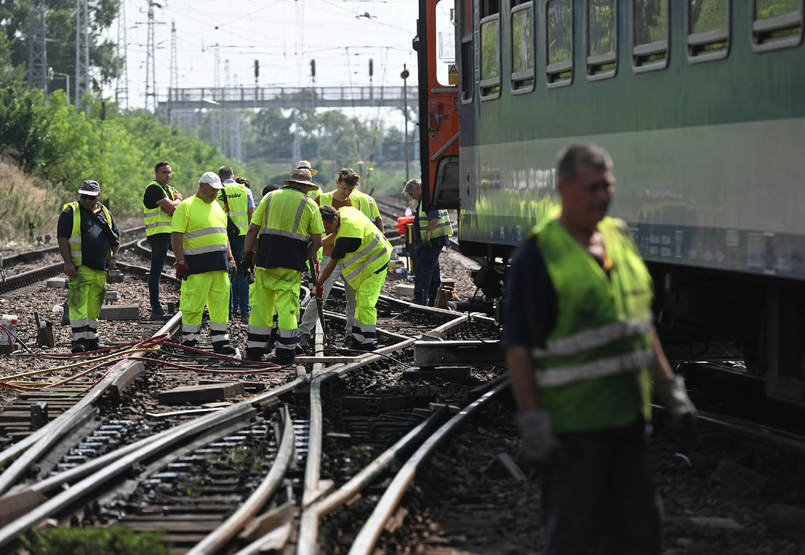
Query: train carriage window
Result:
<box><xmin>435</xmin><ymin>1</ymin><xmax>457</xmax><ymax>87</ymax></box>
<box><xmin>546</xmin><ymin>0</ymin><xmax>573</xmax><ymax>88</ymax></box>
<box><xmin>460</xmin><ymin>0</ymin><xmax>473</xmax><ymax>103</ymax></box>
<box><xmin>480</xmin><ymin>0</ymin><xmax>501</xmax><ymax>99</ymax></box>
<box><xmin>687</xmin><ymin>0</ymin><xmax>730</xmax><ymax>63</ymax></box>
<box><xmin>586</xmin><ymin>0</ymin><xmax>617</xmax><ymax>80</ymax></box>
<box><xmin>752</xmin><ymin>0</ymin><xmax>803</xmax><ymax>52</ymax></box>
<box><xmin>511</xmin><ymin>0</ymin><xmax>535</xmax><ymax>93</ymax></box>
<box><xmin>633</xmin><ymin>0</ymin><xmax>669</xmax><ymax>72</ymax></box>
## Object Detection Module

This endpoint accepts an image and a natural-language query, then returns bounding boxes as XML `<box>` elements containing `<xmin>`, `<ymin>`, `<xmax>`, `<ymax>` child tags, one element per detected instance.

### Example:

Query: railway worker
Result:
<box><xmin>57</xmin><ymin>180</ymin><xmax>121</xmax><ymax>353</ymax></box>
<box><xmin>297</xmin><ymin>168</ymin><xmax>364</xmax><ymax>349</ymax></box>
<box><xmin>315</xmin><ymin>205</ymin><xmax>392</xmax><ymax>351</ymax></box>
<box><xmin>403</xmin><ymin>179</ymin><xmax>453</xmax><ymax>306</ymax></box>
<box><xmin>240</xmin><ymin>169</ymin><xmax>323</xmax><ymax>364</ymax></box>
<box><xmin>216</xmin><ymin>166</ymin><xmax>254</xmax><ymax>322</ymax></box>
<box><xmin>142</xmin><ymin>161</ymin><xmax>182</xmax><ymax>320</ymax></box>
<box><xmin>171</xmin><ymin>172</ymin><xmax>237</xmax><ymax>355</ymax></box>
<box><xmin>504</xmin><ymin>143</ymin><xmax>697</xmax><ymax>555</ymax></box>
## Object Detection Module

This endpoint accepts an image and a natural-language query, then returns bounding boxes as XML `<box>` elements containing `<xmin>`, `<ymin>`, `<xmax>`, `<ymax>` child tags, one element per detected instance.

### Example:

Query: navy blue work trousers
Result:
<box><xmin>413</xmin><ymin>242</ymin><xmax>442</xmax><ymax>305</ymax></box>
<box><xmin>541</xmin><ymin>420</ymin><xmax>662</xmax><ymax>555</ymax></box>
<box><xmin>147</xmin><ymin>234</ymin><xmax>172</xmax><ymax>314</ymax></box>
<box><xmin>229</xmin><ymin>234</ymin><xmax>249</xmax><ymax>313</ymax></box>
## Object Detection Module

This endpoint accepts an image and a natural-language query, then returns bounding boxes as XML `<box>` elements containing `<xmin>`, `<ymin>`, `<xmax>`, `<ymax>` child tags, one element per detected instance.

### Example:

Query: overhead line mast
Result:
<box><xmin>76</xmin><ymin>0</ymin><xmax>90</xmax><ymax>114</ymax></box>
<box><xmin>28</xmin><ymin>0</ymin><xmax>47</xmax><ymax>100</ymax></box>
<box><xmin>115</xmin><ymin>0</ymin><xmax>129</xmax><ymax>111</ymax></box>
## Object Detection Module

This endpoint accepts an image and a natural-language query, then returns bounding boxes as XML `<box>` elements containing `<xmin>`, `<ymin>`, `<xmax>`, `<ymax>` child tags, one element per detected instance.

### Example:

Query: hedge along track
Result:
<box><xmin>0</xmin><ymin>290</ymin><xmax>483</xmax><ymax>553</ymax></box>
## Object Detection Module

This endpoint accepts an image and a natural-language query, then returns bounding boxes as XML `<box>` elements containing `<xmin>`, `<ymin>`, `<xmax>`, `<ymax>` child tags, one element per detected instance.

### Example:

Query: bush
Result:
<box><xmin>21</xmin><ymin>525</ymin><xmax>171</xmax><ymax>555</ymax></box>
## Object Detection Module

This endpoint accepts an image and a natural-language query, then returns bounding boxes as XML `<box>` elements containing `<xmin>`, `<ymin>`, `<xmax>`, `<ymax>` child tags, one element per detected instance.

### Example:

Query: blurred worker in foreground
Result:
<box><xmin>142</xmin><ymin>161</ymin><xmax>182</xmax><ymax>320</ymax></box>
<box><xmin>241</xmin><ymin>169</ymin><xmax>323</xmax><ymax>364</ymax></box>
<box><xmin>57</xmin><ymin>180</ymin><xmax>120</xmax><ymax>353</ymax></box>
<box><xmin>403</xmin><ymin>179</ymin><xmax>452</xmax><ymax>306</ymax></box>
<box><xmin>316</xmin><ymin>205</ymin><xmax>392</xmax><ymax>351</ymax></box>
<box><xmin>504</xmin><ymin>144</ymin><xmax>697</xmax><ymax>555</ymax></box>
<box><xmin>216</xmin><ymin>166</ymin><xmax>254</xmax><ymax>322</ymax></box>
<box><xmin>298</xmin><ymin>168</ymin><xmax>364</xmax><ymax>349</ymax></box>
<box><xmin>172</xmin><ymin>172</ymin><xmax>237</xmax><ymax>355</ymax></box>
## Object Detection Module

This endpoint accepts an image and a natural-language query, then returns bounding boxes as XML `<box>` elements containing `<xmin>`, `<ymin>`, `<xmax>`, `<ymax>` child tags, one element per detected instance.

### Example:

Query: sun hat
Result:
<box><xmin>79</xmin><ymin>180</ymin><xmax>101</xmax><ymax>197</ymax></box>
<box><xmin>199</xmin><ymin>171</ymin><xmax>224</xmax><ymax>189</ymax></box>
<box><xmin>283</xmin><ymin>169</ymin><xmax>319</xmax><ymax>191</ymax></box>
<box><xmin>296</xmin><ymin>160</ymin><xmax>318</xmax><ymax>176</ymax></box>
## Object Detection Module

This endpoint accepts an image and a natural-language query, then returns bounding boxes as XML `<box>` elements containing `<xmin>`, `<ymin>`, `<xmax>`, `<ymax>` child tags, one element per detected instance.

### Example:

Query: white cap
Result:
<box><xmin>199</xmin><ymin>171</ymin><xmax>224</xmax><ymax>189</ymax></box>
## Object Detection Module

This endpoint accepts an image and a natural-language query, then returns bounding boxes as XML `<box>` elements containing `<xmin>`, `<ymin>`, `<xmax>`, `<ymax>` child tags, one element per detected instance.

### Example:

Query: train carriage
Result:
<box><xmin>417</xmin><ymin>0</ymin><xmax>805</xmax><ymax>406</ymax></box>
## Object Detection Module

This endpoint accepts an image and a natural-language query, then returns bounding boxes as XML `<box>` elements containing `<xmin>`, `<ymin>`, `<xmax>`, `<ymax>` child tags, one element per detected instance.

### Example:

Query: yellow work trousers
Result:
<box><xmin>180</xmin><ymin>270</ymin><xmax>230</xmax><ymax>347</ymax></box>
<box><xmin>68</xmin><ymin>265</ymin><xmax>107</xmax><ymax>342</ymax></box>
<box><xmin>351</xmin><ymin>269</ymin><xmax>386</xmax><ymax>346</ymax></box>
<box><xmin>246</xmin><ymin>267</ymin><xmax>301</xmax><ymax>357</ymax></box>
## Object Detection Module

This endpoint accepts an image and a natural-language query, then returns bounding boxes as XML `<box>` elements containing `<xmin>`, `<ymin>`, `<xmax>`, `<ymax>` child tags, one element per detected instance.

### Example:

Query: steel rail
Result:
<box><xmin>303</xmin><ymin>321</ymin><xmax>329</xmax><ymax>508</ymax></box>
<box><xmin>186</xmin><ymin>405</ymin><xmax>296</xmax><ymax>555</ymax></box>
<box><xmin>296</xmin><ymin>405</ymin><xmax>450</xmax><ymax>555</ymax></box>
<box><xmin>348</xmin><ymin>379</ymin><xmax>512</xmax><ymax>555</ymax></box>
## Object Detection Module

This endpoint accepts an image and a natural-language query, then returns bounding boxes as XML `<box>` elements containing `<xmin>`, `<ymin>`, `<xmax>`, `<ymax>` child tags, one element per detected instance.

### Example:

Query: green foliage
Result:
<box><xmin>21</xmin><ymin>525</ymin><xmax>171</xmax><ymax>555</ymax></box>
<box><xmin>756</xmin><ymin>0</ymin><xmax>800</xmax><ymax>19</ymax></box>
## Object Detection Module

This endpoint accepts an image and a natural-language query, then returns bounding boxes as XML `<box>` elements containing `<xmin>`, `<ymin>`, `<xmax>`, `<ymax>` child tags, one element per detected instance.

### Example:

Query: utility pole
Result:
<box><xmin>292</xmin><ymin>111</ymin><xmax>301</xmax><ymax>164</ymax></box>
<box><xmin>225</xmin><ymin>59</ymin><xmax>232</xmax><ymax>157</ymax></box>
<box><xmin>75</xmin><ymin>0</ymin><xmax>89</xmax><ymax>114</ymax></box>
<box><xmin>28</xmin><ymin>0</ymin><xmax>47</xmax><ymax>100</ymax></box>
<box><xmin>169</xmin><ymin>19</ymin><xmax>177</xmax><ymax>124</ymax></box>
<box><xmin>115</xmin><ymin>0</ymin><xmax>129</xmax><ymax>111</ymax></box>
<box><xmin>253</xmin><ymin>59</ymin><xmax>259</xmax><ymax>110</ymax></box>
<box><xmin>144</xmin><ymin>0</ymin><xmax>162</xmax><ymax>113</ymax></box>
<box><xmin>211</xmin><ymin>44</ymin><xmax>220</xmax><ymax>150</ymax></box>
<box><xmin>48</xmin><ymin>67</ymin><xmax>70</xmax><ymax>104</ymax></box>
<box><xmin>401</xmin><ymin>64</ymin><xmax>410</xmax><ymax>182</ymax></box>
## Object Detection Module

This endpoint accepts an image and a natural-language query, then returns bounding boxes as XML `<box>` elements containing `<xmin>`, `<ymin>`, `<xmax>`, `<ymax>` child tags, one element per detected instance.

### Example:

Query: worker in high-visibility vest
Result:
<box><xmin>504</xmin><ymin>144</ymin><xmax>696</xmax><ymax>554</ymax></box>
<box><xmin>315</xmin><ymin>205</ymin><xmax>391</xmax><ymax>351</ymax></box>
<box><xmin>216</xmin><ymin>165</ymin><xmax>254</xmax><ymax>322</ymax></box>
<box><xmin>241</xmin><ymin>168</ymin><xmax>324</xmax><ymax>364</ymax></box>
<box><xmin>57</xmin><ymin>180</ymin><xmax>120</xmax><ymax>353</ymax></box>
<box><xmin>142</xmin><ymin>161</ymin><xmax>182</xmax><ymax>320</ymax></box>
<box><xmin>403</xmin><ymin>179</ymin><xmax>453</xmax><ymax>306</ymax></box>
<box><xmin>172</xmin><ymin>172</ymin><xmax>237</xmax><ymax>355</ymax></box>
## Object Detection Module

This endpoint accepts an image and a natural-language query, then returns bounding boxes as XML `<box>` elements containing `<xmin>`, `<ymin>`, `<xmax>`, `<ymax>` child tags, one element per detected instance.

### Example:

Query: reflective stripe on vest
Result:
<box><xmin>259</xmin><ymin>189</ymin><xmax>312</xmax><ymax>242</ymax></box>
<box><xmin>336</xmin><ymin>206</ymin><xmax>391</xmax><ymax>288</ymax></box>
<box><xmin>62</xmin><ymin>201</ymin><xmax>115</xmax><ymax>267</ymax></box>
<box><xmin>216</xmin><ymin>181</ymin><xmax>250</xmax><ymax>235</ymax></box>
<box><xmin>143</xmin><ymin>180</ymin><xmax>177</xmax><ymax>236</ymax></box>
<box><xmin>182</xmin><ymin>197</ymin><xmax>228</xmax><ymax>269</ymax></box>
<box><xmin>354</xmin><ymin>191</ymin><xmax>378</xmax><ymax>221</ymax></box>
<box><xmin>418</xmin><ymin>204</ymin><xmax>453</xmax><ymax>238</ymax></box>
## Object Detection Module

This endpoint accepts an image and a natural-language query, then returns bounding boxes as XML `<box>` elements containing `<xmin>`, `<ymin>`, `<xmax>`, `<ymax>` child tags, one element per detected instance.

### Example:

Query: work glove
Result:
<box><xmin>314</xmin><ymin>259</ymin><xmax>321</xmax><ymax>278</ymax></box>
<box><xmin>242</xmin><ymin>251</ymin><xmax>255</xmax><ymax>272</ymax></box>
<box><xmin>244</xmin><ymin>267</ymin><xmax>255</xmax><ymax>285</ymax></box>
<box><xmin>516</xmin><ymin>409</ymin><xmax>562</xmax><ymax>470</ymax></box>
<box><xmin>423</xmin><ymin>230</ymin><xmax>432</xmax><ymax>249</ymax></box>
<box><xmin>228</xmin><ymin>257</ymin><xmax>238</xmax><ymax>280</ymax></box>
<box><xmin>315</xmin><ymin>283</ymin><xmax>325</xmax><ymax>300</ymax></box>
<box><xmin>176</xmin><ymin>260</ymin><xmax>189</xmax><ymax>280</ymax></box>
<box><xmin>655</xmin><ymin>375</ymin><xmax>697</xmax><ymax>434</ymax></box>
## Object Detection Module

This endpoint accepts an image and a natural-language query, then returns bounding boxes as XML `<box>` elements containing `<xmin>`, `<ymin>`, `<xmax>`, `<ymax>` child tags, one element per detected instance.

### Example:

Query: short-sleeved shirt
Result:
<box><xmin>317</xmin><ymin>193</ymin><xmax>355</xmax><ymax>257</ymax></box>
<box><xmin>246</xmin><ymin>187</ymin><xmax>255</xmax><ymax>209</ymax></box>
<box><xmin>330</xmin><ymin>237</ymin><xmax>363</xmax><ymax>260</ymax></box>
<box><xmin>143</xmin><ymin>181</ymin><xmax>172</xmax><ymax>210</ymax></box>
<box><xmin>57</xmin><ymin>204</ymin><xmax>121</xmax><ymax>271</ymax></box>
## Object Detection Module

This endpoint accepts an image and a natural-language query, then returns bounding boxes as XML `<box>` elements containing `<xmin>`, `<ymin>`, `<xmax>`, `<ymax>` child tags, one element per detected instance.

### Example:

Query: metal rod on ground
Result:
<box><xmin>308</xmin><ymin>258</ymin><xmax>326</xmax><ymax>345</ymax></box>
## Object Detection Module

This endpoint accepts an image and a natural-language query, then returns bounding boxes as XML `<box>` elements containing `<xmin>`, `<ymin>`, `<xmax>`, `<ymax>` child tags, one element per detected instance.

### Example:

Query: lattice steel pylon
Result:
<box><xmin>144</xmin><ymin>0</ymin><xmax>160</xmax><ymax>113</ymax></box>
<box><xmin>169</xmin><ymin>19</ymin><xmax>177</xmax><ymax>123</ymax></box>
<box><xmin>115</xmin><ymin>0</ymin><xmax>129</xmax><ymax>111</ymax></box>
<box><xmin>75</xmin><ymin>0</ymin><xmax>90</xmax><ymax>113</ymax></box>
<box><xmin>28</xmin><ymin>0</ymin><xmax>47</xmax><ymax>99</ymax></box>
<box><xmin>225</xmin><ymin>59</ymin><xmax>232</xmax><ymax>157</ymax></box>
<box><xmin>211</xmin><ymin>44</ymin><xmax>220</xmax><ymax>150</ymax></box>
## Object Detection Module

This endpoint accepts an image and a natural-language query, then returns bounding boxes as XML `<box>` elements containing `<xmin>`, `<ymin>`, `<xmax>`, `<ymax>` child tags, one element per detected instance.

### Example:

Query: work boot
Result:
<box><xmin>86</xmin><ymin>338</ymin><xmax>106</xmax><ymax>351</ymax></box>
<box><xmin>270</xmin><ymin>353</ymin><xmax>296</xmax><ymax>366</ymax></box>
<box><xmin>343</xmin><ymin>336</ymin><xmax>359</xmax><ymax>350</ymax></box>
<box><xmin>298</xmin><ymin>333</ymin><xmax>311</xmax><ymax>351</ymax></box>
<box><xmin>245</xmin><ymin>348</ymin><xmax>264</xmax><ymax>362</ymax></box>
<box><xmin>213</xmin><ymin>342</ymin><xmax>236</xmax><ymax>355</ymax></box>
<box><xmin>149</xmin><ymin>311</ymin><xmax>173</xmax><ymax>321</ymax></box>
<box><xmin>233</xmin><ymin>307</ymin><xmax>240</xmax><ymax>318</ymax></box>
<box><xmin>240</xmin><ymin>310</ymin><xmax>251</xmax><ymax>324</ymax></box>
<box><xmin>353</xmin><ymin>342</ymin><xmax>378</xmax><ymax>352</ymax></box>
<box><xmin>71</xmin><ymin>340</ymin><xmax>87</xmax><ymax>354</ymax></box>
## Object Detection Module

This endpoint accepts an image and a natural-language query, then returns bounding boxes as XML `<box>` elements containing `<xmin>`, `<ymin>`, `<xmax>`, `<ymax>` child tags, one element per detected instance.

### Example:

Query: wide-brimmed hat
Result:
<box><xmin>283</xmin><ymin>169</ymin><xmax>319</xmax><ymax>191</ymax></box>
<box><xmin>296</xmin><ymin>160</ymin><xmax>318</xmax><ymax>176</ymax></box>
<box><xmin>79</xmin><ymin>180</ymin><xmax>101</xmax><ymax>197</ymax></box>
<box><xmin>199</xmin><ymin>171</ymin><xmax>224</xmax><ymax>189</ymax></box>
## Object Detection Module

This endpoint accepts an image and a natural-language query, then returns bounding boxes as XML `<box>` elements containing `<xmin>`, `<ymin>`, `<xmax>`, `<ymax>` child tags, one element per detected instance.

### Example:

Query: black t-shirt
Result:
<box><xmin>143</xmin><ymin>182</ymin><xmax>171</xmax><ymax>210</ymax></box>
<box><xmin>502</xmin><ymin>241</ymin><xmax>557</xmax><ymax>349</ymax></box>
<box><xmin>330</xmin><ymin>237</ymin><xmax>363</xmax><ymax>260</ymax></box>
<box><xmin>56</xmin><ymin>204</ymin><xmax>120</xmax><ymax>271</ymax></box>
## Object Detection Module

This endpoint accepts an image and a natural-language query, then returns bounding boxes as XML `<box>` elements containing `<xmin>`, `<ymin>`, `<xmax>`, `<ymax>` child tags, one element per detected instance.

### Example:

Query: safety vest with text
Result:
<box><xmin>62</xmin><ymin>201</ymin><xmax>115</xmax><ymax>267</ymax></box>
<box><xmin>143</xmin><ymin>180</ymin><xmax>178</xmax><ymax>237</ymax></box>
<box><xmin>418</xmin><ymin>204</ymin><xmax>452</xmax><ymax>238</ymax></box>
<box><xmin>335</xmin><ymin>206</ymin><xmax>391</xmax><ymax>289</ymax></box>
<box><xmin>181</xmin><ymin>196</ymin><xmax>228</xmax><ymax>274</ymax></box>
<box><xmin>530</xmin><ymin>216</ymin><xmax>655</xmax><ymax>433</ymax></box>
<box><xmin>216</xmin><ymin>180</ymin><xmax>250</xmax><ymax>235</ymax></box>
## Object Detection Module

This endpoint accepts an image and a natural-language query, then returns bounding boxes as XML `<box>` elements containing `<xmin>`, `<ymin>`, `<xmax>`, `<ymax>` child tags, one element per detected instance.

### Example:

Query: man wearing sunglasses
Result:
<box><xmin>57</xmin><ymin>180</ymin><xmax>120</xmax><ymax>354</ymax></box>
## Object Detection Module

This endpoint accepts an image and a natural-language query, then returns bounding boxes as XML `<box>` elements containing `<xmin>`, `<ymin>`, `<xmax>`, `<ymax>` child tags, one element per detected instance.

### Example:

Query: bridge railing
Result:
<box><xmin>164</xmin><ymin>86</ymin><xmax>419</xmax><ymax>105</ymax></box>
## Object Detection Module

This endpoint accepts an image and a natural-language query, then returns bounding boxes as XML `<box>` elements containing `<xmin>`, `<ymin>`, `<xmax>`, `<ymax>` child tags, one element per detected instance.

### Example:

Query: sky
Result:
<box><xmin>103</xmin><ymin>0</ymin><xmax>421</xmax><ymax>124</ymax></box>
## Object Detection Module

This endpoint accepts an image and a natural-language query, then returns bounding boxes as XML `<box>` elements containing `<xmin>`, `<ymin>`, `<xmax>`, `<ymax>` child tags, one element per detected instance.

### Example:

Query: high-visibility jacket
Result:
<box><xmin>178</xmin><ymin>196</ymin><xmax>228</xmax><ymax>274</ymax></box>
<box><xmin>418</xmin><ymin>203</ymin><xmax>452</xmax><ymax>238</ymax></box>
<box><xmin>318</xmin><ymin>191</ymin><xmax>363</xmax><ymax>211</ymax></box>
<box><xmin>530</xmin><ymin>216</ymin><xmax>655</xmax><ymax>433</ymax></box>
<box><xmin>216</xmin><ymin>180</ymin><xmax>250</xmax><ymax>235</ymax></box>
<box><xmin>335</xmin><ymin>206</ymin><xmax>391</xmax><ymax>289</ymax></box>
<box><xmin>62</xmin><ymin>201</ymin><xmax>115</xmax><ymax>267</ymax></box>
<box><xmin>256</xmin><ymin>186</ymin><xmax>320</xmax><ymax>271</ymax></box>
<box><xmin>143</xmin><ymin>180</ymin><xmax>179</xmax><ymax>237</ymax></box>
<box><xmin>353</xmin><ymin>190</ymin><xmax>380</xmax><ymax>223</ymax></box>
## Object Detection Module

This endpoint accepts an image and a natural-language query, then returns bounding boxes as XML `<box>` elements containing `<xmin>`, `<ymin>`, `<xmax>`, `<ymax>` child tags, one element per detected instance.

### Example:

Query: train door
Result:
<box><xmin>417</xmin><ymin>0</ymin><xmax>460</xmax><ymax>211</ymax></box>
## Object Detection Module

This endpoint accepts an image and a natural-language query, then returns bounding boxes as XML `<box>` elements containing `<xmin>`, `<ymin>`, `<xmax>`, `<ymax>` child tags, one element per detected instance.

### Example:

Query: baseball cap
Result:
<box><xmin>199</xmin><ymin>171</ymin><xmax>224</xmax><ymax>189</ymax></box>
<box><xmin>79</xmin><ymin>180</ymin><xmax>101</xmax><ymax>196</ymax></box>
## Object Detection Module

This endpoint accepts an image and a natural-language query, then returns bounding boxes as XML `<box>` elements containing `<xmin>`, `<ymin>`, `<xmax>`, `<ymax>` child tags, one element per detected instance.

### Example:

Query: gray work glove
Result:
<box><xmin>516</xmin><ymin>409</ymin><xmax>561</xmax><ymax>470</ymax></box>
<box><xmin>655</xmin><ymin>375</ymin><xmax>697</xmax><ymax>434</ymax></box>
